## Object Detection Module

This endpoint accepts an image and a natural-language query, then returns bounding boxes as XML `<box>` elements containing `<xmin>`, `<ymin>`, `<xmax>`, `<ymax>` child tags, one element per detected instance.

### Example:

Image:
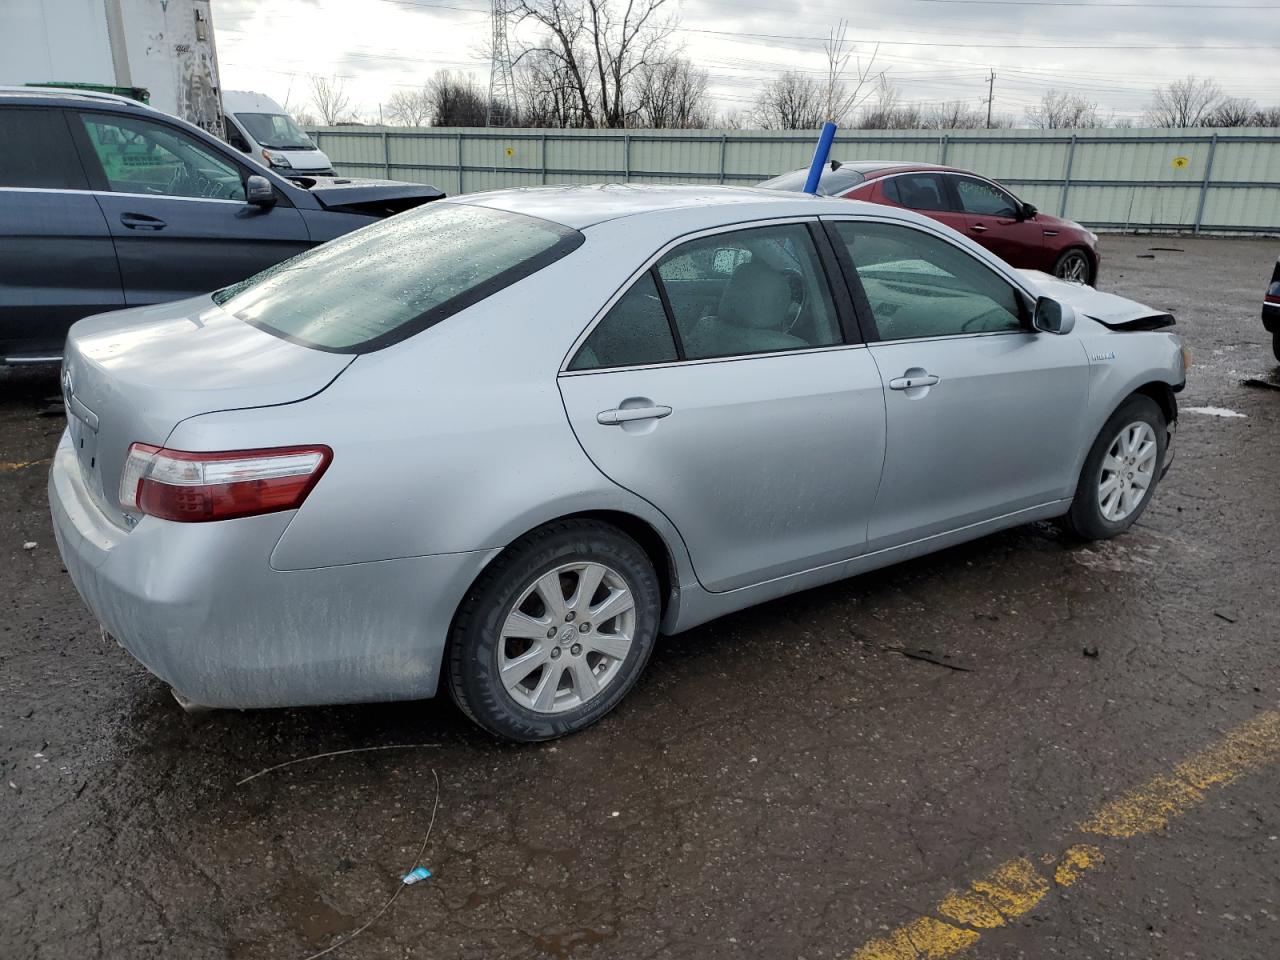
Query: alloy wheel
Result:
<box><xmin>1057</xmin><ymin>251</ymin><xmax>1090</xmax><ymax>283</ymax></box>
<box><xmin>498</xmin><ymin>561</ymin><xmax>636</xmax><ymax>714</ymax></box>
<box><xmin>1098</xmin><ymin>421</ymin><xmax>1158</xmax><ymax>522</ymax></box>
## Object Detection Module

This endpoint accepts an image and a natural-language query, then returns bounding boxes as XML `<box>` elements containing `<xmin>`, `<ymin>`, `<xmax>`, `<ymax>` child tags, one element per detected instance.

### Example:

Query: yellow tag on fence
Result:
<box><xmin>1171</xmin><ymin>156</ymin><xmax>1190</xmax><ymax>169</ymax></box>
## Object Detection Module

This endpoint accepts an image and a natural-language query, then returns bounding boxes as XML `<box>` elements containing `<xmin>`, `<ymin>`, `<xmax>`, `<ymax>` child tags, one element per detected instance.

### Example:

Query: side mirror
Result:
<box><xmin>1032</xmin><ymin>296</ymin><xmax>1076</xmax><ymax>335</ymax></box>
<box><xmin>1020</xmin><ymin>201</ymin><xmax>1038</xmax><ymax>220</ymax></box>
<box><xmin>245</xmin><ymin>174</ymin><xmax>276</xmax><ymax>209</ymax></box>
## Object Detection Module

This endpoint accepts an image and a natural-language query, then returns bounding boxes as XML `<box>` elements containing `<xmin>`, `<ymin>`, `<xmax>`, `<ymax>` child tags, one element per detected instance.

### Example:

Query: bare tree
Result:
<box><xmin>1206</xmin><ymin>96</ymin><xmax>1259</xmax><ymax>127</ymax></box>
<box><xmin>426</xmin><ymin>70</ymin><xmax>496</xmax><ymax>126</ymax></box>
<box><xmin>1256</xmin><ymin>105</ymin><xmax>1280</xmax><ymax>126</ymax></box>
<box><xmin>1144</xmin><ymin>76</ymin><xmax>1222</xmax><ymax>128</ymax></box>
<box><xmin>753</xmin><ymin>70</ymin><xmax>826</xmax><ymax>129</ymax></box>
<box><xmin>922</xmin><ymin>100</ymin><xmax>986</xmax><ymax>130</ymax></box>
<box><xmin>515</xmin><ymin>49</ymin><xmax>585</xmax><ymax>127</ymax></box>
<box><xmin>858</xmin><ymin>77</ymin><xmax>923</xmax><ymax>129</ymax></box>
<box><xmin>821</xmin><ymin>22</ymin><xmax>880</xmax><ymax>125</ymax></box>
<box><xmin>386</xmin><ymin>87</ymin><xmax>433</xmax><ymax>126</ymax></box>
<box><xmin>633</xmin><ymin>56</ymin><xmax>710</xmax><ymax>128</ymax></box>
<box><xmin>509</xmin><ymin>0</ymin><xmax>676</xmax><ymax>128</ymax></box>
<box><xmin>310</xmin><ymin>75</ymin><xmax>352</xmax><ymax>125</ymax></box>
<box><xmin>1026</xmin><ymin>89</ymin><xmax>1099</xmax><ymax>129</ymax></box>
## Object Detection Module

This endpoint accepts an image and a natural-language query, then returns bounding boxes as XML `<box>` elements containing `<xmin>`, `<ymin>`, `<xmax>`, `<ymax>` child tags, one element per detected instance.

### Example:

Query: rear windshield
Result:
<box><xmin>758</xmin><ymin>165</ymin><xmax>866</xmax><ymax>196</ymax></box>
<box><xmin>213</xmin><ymin>203</ymin><xmax>583</xmax><ymax>352</ymax></box>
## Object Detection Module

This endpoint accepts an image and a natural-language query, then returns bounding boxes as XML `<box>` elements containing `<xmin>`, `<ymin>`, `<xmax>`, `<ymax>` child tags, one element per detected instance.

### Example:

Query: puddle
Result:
<box><xmin>1185</xmin><ymin>406</ymin><xmax>1247</xmax><ymax>418</ymax></box>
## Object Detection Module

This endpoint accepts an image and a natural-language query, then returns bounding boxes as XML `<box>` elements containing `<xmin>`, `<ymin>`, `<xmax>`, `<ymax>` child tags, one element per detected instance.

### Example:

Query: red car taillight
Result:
<box><xmin>119</xmin><ymin>444</ymin><xmax>332</xmax><ymax>523</ymax></box>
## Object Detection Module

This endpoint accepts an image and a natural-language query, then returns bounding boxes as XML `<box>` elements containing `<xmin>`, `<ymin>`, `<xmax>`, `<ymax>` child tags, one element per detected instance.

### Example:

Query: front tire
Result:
<box><xmin>1053</xmin><ymin>247</ymin><xmax>1094</xmax><ymax>286</ymax></box>
<box><xmin>446</xmin><ymin>520</ymin><xmax>661</xmax><ymax>742</ymax></box>
<box><xmin>1063</xmin><ymin>395</ymin><xmax>1166</xmax><ymax>540</ymax></box>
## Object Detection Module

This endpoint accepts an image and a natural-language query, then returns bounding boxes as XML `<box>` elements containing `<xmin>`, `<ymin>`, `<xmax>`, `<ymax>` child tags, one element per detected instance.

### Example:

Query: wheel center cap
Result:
<box><xmin>559</xmin><ymin>626</ymin><xmax>577</xmax><ymax>643</ymax></box>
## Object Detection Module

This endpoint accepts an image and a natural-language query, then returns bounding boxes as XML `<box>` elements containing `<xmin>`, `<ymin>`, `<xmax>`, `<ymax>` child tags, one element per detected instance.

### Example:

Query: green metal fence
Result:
<box><xmin>308</xmin><ymin>126</ymin><xmax>1280</xmax><ymax>235</ymax></box>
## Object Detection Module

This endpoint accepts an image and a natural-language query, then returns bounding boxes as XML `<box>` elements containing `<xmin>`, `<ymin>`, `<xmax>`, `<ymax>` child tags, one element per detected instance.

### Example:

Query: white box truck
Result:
<box><xmin>0</xmin><ymin>0</ymin><xmax>224</xmax><ymax>134</ymax></box>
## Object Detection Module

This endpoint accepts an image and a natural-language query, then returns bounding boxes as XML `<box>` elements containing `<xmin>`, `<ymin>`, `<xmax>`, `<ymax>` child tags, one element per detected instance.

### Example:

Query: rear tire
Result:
<box><xmin>1062</xmin><ymin>395</ymin><xmax>1166</xmax><ymax>541</ymax></box>
<box><xmin>1053</xmin><ymin>247</ymin><xmax>1094</xmax><ymax>286</ymax></box>
<box><xmin>446</xmin><ymin>519</ymin><xmax>661</xmax><ymax>742</ymax></box>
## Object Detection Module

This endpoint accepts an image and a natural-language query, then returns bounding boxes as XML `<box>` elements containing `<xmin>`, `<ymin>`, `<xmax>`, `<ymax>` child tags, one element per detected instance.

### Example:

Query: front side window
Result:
<box><xmin>881</xmin><ymin>173</ymin><xmax>950</xmax><ymax>212</ymax></box>
<box><xmin>954</xmin><ymin>177</ymin><xmax>1019</xmax><ymax>218</ymax></box>
<box><xmin>214</xmin><ymin>202</ymin><xmax>583</xmax><ymax>352</ymax></box>
<box><xmin>0</xmin><ymin>108</ymin><xmax>86</xmax><ymax>189</ymax></box>
<box><xmin>235</xmin><ymin>112</ymin><xmax>314</xmax><ymax>150</ymax></box>
<box><xmin>78</xmin><ymin>113</ymin><xmax>246</xmax><ymax>200</ymax></box>
<box><xmin>831</xmin><ymin>221</ymin><xmax>1024</xmax><ymax>340</ymax></box>
<box><xmin>655</xmin><ymin>224</ymin><xmax>842</xmax><ymax>360</ymax></box>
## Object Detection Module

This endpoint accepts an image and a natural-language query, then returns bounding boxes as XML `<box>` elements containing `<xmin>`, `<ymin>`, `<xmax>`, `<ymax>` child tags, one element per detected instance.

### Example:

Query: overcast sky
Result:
<box><xmin>213</xmin><ymin>0</ymin><xmax>1279</xmax><ymax>125</ymax></box>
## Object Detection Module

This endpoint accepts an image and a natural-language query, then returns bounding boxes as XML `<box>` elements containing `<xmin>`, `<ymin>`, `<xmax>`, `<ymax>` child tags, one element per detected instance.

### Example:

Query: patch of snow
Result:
<box><xmin>1185</xmin><ymin>406</ymin><xmax>1246</xmax><ymax>418</ymax></box>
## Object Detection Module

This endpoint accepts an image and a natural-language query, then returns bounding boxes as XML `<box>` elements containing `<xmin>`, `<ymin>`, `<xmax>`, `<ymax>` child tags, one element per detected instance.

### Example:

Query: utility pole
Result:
<box><xmin>986</xmin><ymin>69</ymin><xmax>995</xmax><ymax>128</ymax></box>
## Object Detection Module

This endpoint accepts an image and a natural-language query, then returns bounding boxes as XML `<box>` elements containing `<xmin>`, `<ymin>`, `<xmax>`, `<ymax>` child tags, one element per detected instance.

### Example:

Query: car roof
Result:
<box><xmin>455</xmin><ymin>183</ymin><xmax>842</xmax><ymax>229</ymax></box>
<box><xmin>0</xmin><ymin>85</ymin><xmax>156</xmax><ymax>112</ymax></box>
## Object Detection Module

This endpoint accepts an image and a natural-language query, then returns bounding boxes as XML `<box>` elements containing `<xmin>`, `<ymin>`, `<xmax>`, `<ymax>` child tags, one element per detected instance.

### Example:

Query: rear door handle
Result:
<box><xmin>888</xmin><ymin>374</ymin><xmax>940</xmax><ymax>391</ymax></box>
<box><xmin>120</xmin><ymin>213</ymin><xmax>167</xmax><ymax>231</ymax></box>
<box><xmin>597</xmin><ymin>404</ymin><xmax>672</xmax><ymax>425</ymax></box>
<box><xmin>970</xmin><ymin>223</ymin><xmax>988</xmax><ymax>233</ymax></box>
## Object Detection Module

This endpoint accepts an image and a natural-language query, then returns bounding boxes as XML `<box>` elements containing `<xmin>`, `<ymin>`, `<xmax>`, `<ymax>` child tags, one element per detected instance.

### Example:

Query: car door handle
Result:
<box><xmin>888</xmin><ymin>374</ymin><xmax>940</xmax><ymax>391</ymax></box>
<box><xmin>969</xmin><ymin>223</ymin><xmax>988</xmax><ymax>233</ymax></box>
<box><xmin>120</xmin><ymin>213</ymin><xmax>167</xmax><ymax>231</ymax></box>
<box><xmin>597</xmin><ymin>405</ymin><xmax>672</xmax><ymax>425</ymax></box>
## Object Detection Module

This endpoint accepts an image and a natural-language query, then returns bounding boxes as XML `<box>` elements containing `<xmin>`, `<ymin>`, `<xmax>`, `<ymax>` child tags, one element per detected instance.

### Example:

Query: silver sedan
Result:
<box><xmin>49</xmin><ymin>185</ymin><xmax>1187</xmax><ymax>740</ymax></box>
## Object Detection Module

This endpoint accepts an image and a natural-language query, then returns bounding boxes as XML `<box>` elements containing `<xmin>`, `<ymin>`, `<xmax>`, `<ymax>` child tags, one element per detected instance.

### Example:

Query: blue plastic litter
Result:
<box><xmin>402</xmin><ymin>866</ymin><xmax>432</xmax><ymax>884</ymax></box>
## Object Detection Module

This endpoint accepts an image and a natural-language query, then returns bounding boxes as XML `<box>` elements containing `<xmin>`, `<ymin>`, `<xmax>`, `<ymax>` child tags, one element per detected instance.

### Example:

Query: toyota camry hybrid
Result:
<box><xmin>50</xmin><ymin>185</ymin><xmax>1187</xmax><ymax>741</ymax></box>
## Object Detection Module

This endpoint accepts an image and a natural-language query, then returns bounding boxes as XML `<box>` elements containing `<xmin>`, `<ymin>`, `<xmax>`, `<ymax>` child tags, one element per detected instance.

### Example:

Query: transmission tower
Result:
<box><xmin>487</xmin><ymin>0</ymin><xmax>517</xmax><ymax>126</ymax></box>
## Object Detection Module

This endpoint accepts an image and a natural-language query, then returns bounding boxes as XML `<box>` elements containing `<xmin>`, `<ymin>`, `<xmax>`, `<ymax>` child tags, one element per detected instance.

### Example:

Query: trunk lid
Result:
<box><xmin>1019</xmin><ymin>269</ymin><xmax>1175</xmax><ymax>330</ymax></box>
<box><xmin>61</xmin><ymin>295</ymin><xmax>352</xmax><ymax>525</ymax></box>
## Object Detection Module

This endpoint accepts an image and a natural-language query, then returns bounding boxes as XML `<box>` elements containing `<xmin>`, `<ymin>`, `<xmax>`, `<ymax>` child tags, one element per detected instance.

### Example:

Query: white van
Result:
<box><xmin>221</xmin><ymin>91</ymin><xmax>335</xmax><ymax>177</ymax></box>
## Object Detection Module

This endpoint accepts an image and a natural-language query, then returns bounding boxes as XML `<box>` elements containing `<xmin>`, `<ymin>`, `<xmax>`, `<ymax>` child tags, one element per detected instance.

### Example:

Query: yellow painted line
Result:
<box><xmin>849</xmin><ymin>710</ymin><xmax>1280</xmax><ymax>960</ymax></box>
<box><xmin>1082</xmin><ymin>709</ymin><xmax>1280</xmax><ymax>838</ymax></box>
<box><xmin>0</xmin><ymin>458</ymin><xmax>50</xmax><ymax>471</ymax></box>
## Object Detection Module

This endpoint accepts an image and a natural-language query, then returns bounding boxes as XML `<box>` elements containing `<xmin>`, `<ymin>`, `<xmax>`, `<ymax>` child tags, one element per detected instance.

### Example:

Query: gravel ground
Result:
<box><xmin>2</xmin><ymin>234</ymin><xmax>1278</xmax><ymax>960</ymax></box>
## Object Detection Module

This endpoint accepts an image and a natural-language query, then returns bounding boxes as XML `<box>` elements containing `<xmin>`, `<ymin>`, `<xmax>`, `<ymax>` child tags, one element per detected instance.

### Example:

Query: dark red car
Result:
<box><xmin>761</xmin><ymin>160</ymin><xmax>1100</xmax><ymax>285</ymax></box>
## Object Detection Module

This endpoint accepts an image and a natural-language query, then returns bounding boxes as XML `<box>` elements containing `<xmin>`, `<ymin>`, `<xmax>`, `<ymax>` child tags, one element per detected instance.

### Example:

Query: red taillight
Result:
<box><xmin>119</xmin><ymin>444</ymin><xmax>332</xmax><ymax>522</ymax></box>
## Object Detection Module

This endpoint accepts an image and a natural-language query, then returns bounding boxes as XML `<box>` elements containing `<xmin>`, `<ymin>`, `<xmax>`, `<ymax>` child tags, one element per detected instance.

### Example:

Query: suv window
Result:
<box><xmin>881</xmin><ymin>173</ymin><xmax>950</xmax><ymax>212</ymax></box>
<box><xmin>78</xmin><ymin>113</ymin><xmax>246</xmax><ymax>201</ymax></box>
<box><xmin>831</xmin><ymin>221</ymin><xmax>1024</xmax><ymax>340</ymax></box>
<box><xmin>214</xmin><ymin>202</ymin><xmax>583</xmax><ymax>353</ymax></box>
<box><xmin>953</xmin><ymin>176</ymin><xmax>1019</xmax><ymax>218</ymax></box>
<box><xmin>0</xmin><ymin>108</ymin><xmax>87</xmax><ymax>189</ymax></box>
<box><xmin>655</xmin><ymin>224</ymin><xmax>842</xmax><ymax>360</ymax></box>
<box><xmin>570</xmin><ymin>271</ymin><xmax>678</xmax><ymax>370</ymax></box>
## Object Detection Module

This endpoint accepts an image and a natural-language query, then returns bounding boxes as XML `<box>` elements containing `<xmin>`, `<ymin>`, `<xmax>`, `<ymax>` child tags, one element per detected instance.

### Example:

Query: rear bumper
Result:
<box><xmin>1262</xmin><ymin>302</ymin><xmax>1280</xmax><ymax>333</ymax></box>
<box><xmin>49</xmin><ymin>431</ymin><xmax>497</xmax><ymax>709</ymax></box>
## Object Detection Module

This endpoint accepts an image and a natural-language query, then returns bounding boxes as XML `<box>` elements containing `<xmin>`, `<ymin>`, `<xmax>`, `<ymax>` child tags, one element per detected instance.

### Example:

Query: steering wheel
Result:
<box><xmin>781</xmin><ymin>269</ymin><xmax>806</xmax><ymax>333</ymax></box>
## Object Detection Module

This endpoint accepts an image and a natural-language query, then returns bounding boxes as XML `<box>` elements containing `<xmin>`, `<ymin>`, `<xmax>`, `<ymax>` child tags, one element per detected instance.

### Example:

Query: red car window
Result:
<box><xmin>883</xmin><ymin>174</ymin><xmax>950</xmax><ymax>212</ymax></box>
<box><xmin>954</xmin><ymin>177</ymin><xmax>1019</xmax><ymax>218</ymax></box>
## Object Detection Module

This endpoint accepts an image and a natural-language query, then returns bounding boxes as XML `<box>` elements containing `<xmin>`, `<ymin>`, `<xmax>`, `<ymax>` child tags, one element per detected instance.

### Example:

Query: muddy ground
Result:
<box><xmin>2</xmin><ymin>235</ymin><xmax>1278</xmax><ymax>959</ymax></box>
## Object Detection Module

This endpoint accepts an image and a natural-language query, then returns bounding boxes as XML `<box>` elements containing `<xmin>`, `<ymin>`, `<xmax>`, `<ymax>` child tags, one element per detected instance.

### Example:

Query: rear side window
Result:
<box><xmin>881</xmin><ymin>174</ymin><xmax>950</xmax><ymax>212</ymax></box>
<box><xmin>0</xmin><ymin>108</ymin><xmax>86</xmax><ymax>189</ymax></box>
<box><xmin>214</xmin><ymin>202</ymin><xmax>584</xmax><ymax>352</ymax></box>
<box><xmin>570</xmin><ymin>272</ymin><xmax>677</xmax><ymax>370</ymax></box>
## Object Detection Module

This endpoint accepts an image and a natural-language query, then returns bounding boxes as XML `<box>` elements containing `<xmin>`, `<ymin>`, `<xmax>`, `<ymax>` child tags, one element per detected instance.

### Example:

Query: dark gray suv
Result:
<box><xmin>0</xmin><ymin>87</ymin><xmax>444</xmax><ymax>364</ymax></box>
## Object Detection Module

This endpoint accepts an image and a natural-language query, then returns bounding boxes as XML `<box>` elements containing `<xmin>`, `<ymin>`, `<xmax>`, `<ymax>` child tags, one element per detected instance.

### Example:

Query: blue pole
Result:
<box><xmin>802</xmin><ymin>122</ymin><xmax>838</xmax><ymax>195</ymax></box>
